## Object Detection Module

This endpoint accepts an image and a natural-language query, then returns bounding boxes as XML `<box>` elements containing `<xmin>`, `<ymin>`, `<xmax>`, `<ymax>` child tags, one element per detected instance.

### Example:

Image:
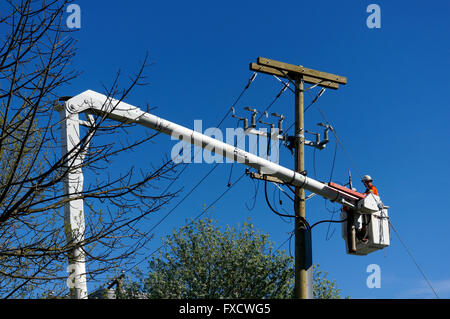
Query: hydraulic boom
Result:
<box><xmin>56</xmin><ymin>89</ymin><xmax>390</xmax><ymax>298</ymax></box>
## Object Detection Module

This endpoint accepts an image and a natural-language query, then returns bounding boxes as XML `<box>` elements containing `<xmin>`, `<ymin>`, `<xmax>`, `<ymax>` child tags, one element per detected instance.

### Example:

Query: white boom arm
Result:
<box><xmin>57</xmin><ymin>89</ymin><xmax>387</xmax><ymax>298</ymax></box>
<box><xmin>63</xmin><ymin>90</ymin><xmax>370</xmax><ymax>209</ymax></box>
<box><xmin>59</xmin><ymin>105</ymin><xmax>88</xmax><ymax>299</ymax></box>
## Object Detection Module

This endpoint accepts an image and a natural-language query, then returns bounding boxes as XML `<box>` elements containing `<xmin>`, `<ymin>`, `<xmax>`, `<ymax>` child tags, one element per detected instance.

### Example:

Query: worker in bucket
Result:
<box><xmin>362</xmin><ymin>175</ymin><xmax>378</xmax><ymax>196</ymax></box>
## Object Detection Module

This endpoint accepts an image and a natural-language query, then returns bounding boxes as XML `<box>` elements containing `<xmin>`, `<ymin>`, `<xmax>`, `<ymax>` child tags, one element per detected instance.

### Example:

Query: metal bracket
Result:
<box><xmin>246</xmin><ymin>169</ymin><xmax>285</xmax><ymax>184</ymax></box>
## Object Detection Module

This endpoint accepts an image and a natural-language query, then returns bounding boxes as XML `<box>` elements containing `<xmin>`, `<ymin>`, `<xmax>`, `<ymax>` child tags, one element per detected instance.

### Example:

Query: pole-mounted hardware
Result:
<box><xmin>270</xmin><ymin>112</ymin><xmax>285</xmax><ymax>134</ymax></box>
<box><xmin>244</xmin><ymin>106</ymin><xmax>258</xmax><ymax>128</ymax></box>
<box><xmin>56</xmin><ymin>57</ymin><xmax>389</xmax><ymax>300</ymax></box>
<box><xmin>285</xmin><ymin>122</ymin><xmax>332</xmax><ymax>153</ymax></box>
<box><xmin>231</xmin><ymin>107</ymin><xmax>249</xmax><ymax>130</ymax></box>
<box><xmin>235</xmin><ymin>107</ymin><xmax>285</xmax><ymax>141</ymax></box>
<box><xmin>249</xmin><ymin>56</ymin><xmax>349</xmax><ymax>300</ymax></box>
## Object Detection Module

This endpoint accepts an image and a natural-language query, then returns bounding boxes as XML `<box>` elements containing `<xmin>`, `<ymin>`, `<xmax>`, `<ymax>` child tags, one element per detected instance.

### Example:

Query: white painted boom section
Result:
<box><xmin>58</xmin><ymin>89</ymin><xmax>389</xmax><ymax>297</ymax></box>
<box><xmin>59</xmin><ymin>106</ymin><xmax>88</xmax><ymax>299</ymax></box>
<box><xmin>64</xmin><ymin>90</ymin><xmax>357</xmax><ymax>208</ymax></box>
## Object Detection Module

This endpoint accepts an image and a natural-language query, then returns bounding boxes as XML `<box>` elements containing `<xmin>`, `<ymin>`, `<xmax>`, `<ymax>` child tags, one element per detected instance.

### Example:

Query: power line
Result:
<box><xmin>310</xmin><ymin>218</ymin><xmax>346</xmax><ymax>229</ymax></box>
<box><xmin>264</xmin><ymin>180</ymin><xmax>296</xmax><ymax>219</ymax></box>
<box><xmin>281</xmin><ymin>84</ymin><xmax>440</xmax><ymax>298</ymax></box>
<box><xmin>252</xmin><ymin>64</ymin><xmax>438</xmax><ymax>299</ymax></box>
<box><xmin>192</xmin><ymin>172</ymin><xmax>246</xmax><ymax>222</ymax></box>
<box><xmin>162</xmin><ymin>72</ymin><xmax>259</xmax><ymax>195</ymax></box>
<box><xmin>284</xmin><ymin>87</ymin><xmax>325</xmax><ymax>133</ymax></box>
<box><xmin>314</xmin><ymin>104</ymin><xmax>362</xmax><ymax>179</ymax></box>
<box><xmin>315</xmin><ymin>103</ymin><xmax>439</xmax><ymax>298</ymax></box>
<box><xmin>121</xmin><ymin>74</ymin><xmax>258</xmax><ymax>274</ymax></box>
<box><xmin>130</xmin><ymin>78</ymin><xmax>292</xmax><ymax>271</ymax></box>
<box><xmin>283</xmin><ymin>85</ymin><xmax>361</xmax><ymax>181</ymax></box>
<box><xmin>143</xmin><ymin>162</ymin><xmax>220</xmax><ymax>237</ymax></box>
<box><xmin>217</xmin><ymin>72</ymin><xmax>258</xmax><ymax>128</ymax></box>
<box><xmin>145</xmin><ymin>73</ymin><xmax>258</xmax><ymax>235</ymax></box>
<box><xmin>275</xmin><ymin>231</ymin><xmax>294</xmax><ymax>252</ymax></box>
<box><xmin>263</xmin><ymin>180</ymin><xmax>312</xmax><ymax>233</ymax></box>
<box><xmin>136</xmin><ymin>70</ymin><xmax>289</xmax><ymax>265</ymax></box>
<box><xmin>309</xmin><ymin>95</ymin><xmax>439</xmax><ymax>298</ymax></box>
<box><xmin>328</xmin><ymin>138</ymin><xmax>338</xmax><ymax>182</ymax></box>
<box><xmin>125</xmin><ymin>171</ymin><xmax>246</xmax><ymax>271</ymax></box>
<box><xmin>388</xmin><ymin>220</ymin><xmax>440</xmax><ymax>299</ymax></box>
<box><xmin>227</xmin><ymin>79</ymin><xmax>289</xmax><ymax>185</ymax></box>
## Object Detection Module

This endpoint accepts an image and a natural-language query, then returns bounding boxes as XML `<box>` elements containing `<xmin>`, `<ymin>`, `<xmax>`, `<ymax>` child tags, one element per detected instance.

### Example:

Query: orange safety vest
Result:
<box><xmin>365</xmin><ymin>185</ymin><xmax>379</xmax><ymax>196</ymax></box>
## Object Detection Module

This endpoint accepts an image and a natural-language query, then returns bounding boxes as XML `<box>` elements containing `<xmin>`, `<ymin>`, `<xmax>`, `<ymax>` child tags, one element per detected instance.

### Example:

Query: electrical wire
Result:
<box><xmin>164</xmin><ymin>72</ymin><xmax>258</xmax><ymax>194</ymax></box>
<box><xmin>272</xmin><ymin>75</ymin><xmax>295</xmax><ymax>94</ymax></box>
<box><xmin>310</xmin><ymin>218</ymin><xmax>347</xmax><ymax>229</ymax></box>
<box><xmin>325</xmin><ymin>205</ymin><xmax>340</xmax><ymax>241</ymax></box>
<box><xmin>125</xmin><ymin>171</ymin><xmax>246</xmax><ymax>272</ymax></box>
<box><xmin>136</xmin><ymin>71</ymin><xmax>289</xmax><ymax>268</ymax></box>
<box><xmin>129</xmin><ymin>70</ymin><xmax>439</xmax><ymax>301</ymax></box>
<box><xmin>312</xmin><ymin>102</ymin><xmax>362</xmax><ymax>179</ymax></box>
<box><xmin>217</xmin><ymin>72</ymin><xmax>258</xmax><ymax>128</ymax></box>
<box><xmin>304</xmin><ymin>87</ymin><xmax>326</xmax><ymax>113</ymax></box>
<box><xmin>264</xmin><ymin>180</ymin><xmax>296</xmax><ymax>219</ymax></box>
<box><xmin>272</xmin><ymin>184</ymin><xmax>291</xmax><ymax>224</ymax></box>
<box><xmin>122</xmin><ymin>74</ymin><xmax>258</xmax><ymax>273</ymax></box>
<box><xmin>275</xmin><ymin>232</ymin><xmax>294</xmax><ymax>252</ymax></box>
<box><xmin>315</xmin><ymin>100</ymin><xmax>439</xmax><ymax>298</ymax></box>
<box><xmin>191</xmin><ymin>172</ymin><xmax>246</xmax><ymax>222</ymax></box>
<box><xmin>264</xmin><ymin>180</ymin><xmax>311</xmax><ymax>232</ymax></box>
<box><xmin>143</xmin><ymin>162</ymin><xmax>220</xmax><ymax>237</ymax></box>
<box><xmin>278</xmin><ymin>85</ymin><xmax>342</xmax><ymax>233</ymax></box>
<box><xmin>226</xmin><ymin>75</ymin><xmax>290</xmax><ymax>201</ymax></box>
<box><xmin>150</xmin><ymin>73</ymin><xmax>258</xmax><ymax>223</ymax></box>
<box><xmin>164</xmin><ymin>73</ymin><xmax>258</xmax><ymax>194</ymax></box>
<box><xmin>226</xmin><ymin>119</ymin><xmax>240</xmax><ymax>187</ymax></box>
<box><xmin>328</xmin><ymin>137</ymin><xmax>338</xmax><ymax>183</ymax></box>
<box><xmin>272</xmin><ymin>181</ymin><xmax>294</xmax><ymax>202</ymax></box>
<box><xmin>137</xmin><ymin>91</ymin><xmax>317</xmax><ymax>269</ymax></box>
<box><xmin>314</xmin><ymin>100</ymin><xmax>439</xmax><ymax>298</ymax></box>
<box><xmin>244</xmin><ymin>177</ymin><xmax>259</xmax><ymax>211</ymax></box>
<box><xmin>283</xmin><ymin>84</ymin><xmax>326</xmax><ymax>134</ymax></box>
<box><xmin>283</xmin><ymin>85</ymin><xmax>361</xmax><ymax>182</ymax></box>
<box><xmin>228</xmin><ymin>74</ymin><xmax>288</xmax><ymax>187</ymax></box>
<box><xmin>270</xmin><ymin>77</ymin><xmax>440</xmax><ymax>299</ymax></box>
<box><xmin>388</xmin><ymin>219</ymin><xmax>440</xmax><ymax>299</ymax></box>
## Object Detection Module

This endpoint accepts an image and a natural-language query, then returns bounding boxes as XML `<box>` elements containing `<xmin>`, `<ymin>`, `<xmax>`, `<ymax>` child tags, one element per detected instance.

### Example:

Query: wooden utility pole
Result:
<box><xmin>250</xmin><ymin>57</ymin><xmax>346</xmax><ymax>299</ymax></box>
<box><xmin>294</xmin><ymin>77</ymin><xmax>309</xmax><ymax>299</ymax></box>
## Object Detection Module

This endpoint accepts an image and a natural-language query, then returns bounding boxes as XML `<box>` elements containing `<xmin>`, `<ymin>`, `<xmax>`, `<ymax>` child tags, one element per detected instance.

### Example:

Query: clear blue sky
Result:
<box><xmin>62</xmin><ymin>0</ymin><xmax>449</xmax><ymax>298</ymax></box>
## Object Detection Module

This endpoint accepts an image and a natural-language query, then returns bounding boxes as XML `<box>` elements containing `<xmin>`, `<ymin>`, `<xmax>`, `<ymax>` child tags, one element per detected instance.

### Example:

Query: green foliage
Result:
<box><xmin>0</xmin><ymin>109</ymin><xmax>41</xmax><ymax>191</ymax></box>
<box><xmin>312</xmin><ymin>264</ymin><xmax>345</xmax><ymax>299</ymax></box>
<box><xmin>122</xmin><ymin>218</ymin><xmax>345</xmax><ymax>299</ymax></box>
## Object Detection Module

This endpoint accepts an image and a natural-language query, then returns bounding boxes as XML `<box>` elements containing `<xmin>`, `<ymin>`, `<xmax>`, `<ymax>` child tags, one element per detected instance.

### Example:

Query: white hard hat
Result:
<box><xmin>362</xmin><ymin>175</ymin><xmax>373</xmax><ymax>182</ymax></box>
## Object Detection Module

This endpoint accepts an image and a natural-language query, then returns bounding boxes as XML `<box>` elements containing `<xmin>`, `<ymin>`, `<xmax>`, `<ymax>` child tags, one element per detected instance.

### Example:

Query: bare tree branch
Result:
<box><xmin>0</xmin><ymin>0</ymin><xmax>179</xmax><ymax>298</ymax></box>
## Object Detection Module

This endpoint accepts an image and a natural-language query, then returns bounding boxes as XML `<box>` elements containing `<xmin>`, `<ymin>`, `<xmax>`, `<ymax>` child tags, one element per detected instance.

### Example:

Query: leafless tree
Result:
<box><xmin>0</xmin><ymin>0</ymin><xmax>178</xmax><ymax>298</ymax></box>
